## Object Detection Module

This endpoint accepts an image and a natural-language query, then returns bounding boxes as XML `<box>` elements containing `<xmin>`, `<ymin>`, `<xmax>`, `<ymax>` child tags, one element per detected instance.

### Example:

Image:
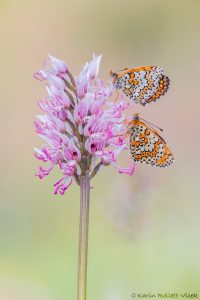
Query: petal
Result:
<box><xmin>47</xmin><ymin>75</ymin><xmax>65</xmax><ymax>90</ymax></box>
<box><xmin>88</xmin><ymin>53</ymin><xmax>102</xmax><ymax>80</ymax></box>
<box><xmin>54</xmin><ymin>177</ymin><xmax>73</xmax><ymax>195</ymax></box>
<box><xmin>33</xmin><ymin>70</ymin><xmax>47</xmax><ymax>81</ymax></box>
<box><xmin>115</xmin><ymin>163</ymin><xmax>135</xmax><ymax>176</ymax></box>
<box><xmin>48</xmin><ymin>54</ymin><xmax>68</xmax><ymax>74</ymax></box>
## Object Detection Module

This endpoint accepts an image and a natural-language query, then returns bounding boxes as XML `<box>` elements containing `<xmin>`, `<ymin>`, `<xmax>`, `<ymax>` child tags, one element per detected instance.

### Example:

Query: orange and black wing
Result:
<box><xmin>112</xmin><ymin>66</ymin><xmax>170</xmax><ymax>106</ymax></box>
<box><xmin>129</xmin><ymin>120</ymin><xmax>174</xmax><ymax>167</ymax></box>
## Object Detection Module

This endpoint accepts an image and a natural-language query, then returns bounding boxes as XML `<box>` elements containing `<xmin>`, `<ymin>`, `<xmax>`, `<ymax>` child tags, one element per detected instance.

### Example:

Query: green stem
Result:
<box><xmin>77</xmin><ymin>157</ymin><xmax>90</xmax><ymax>300</ymax></box>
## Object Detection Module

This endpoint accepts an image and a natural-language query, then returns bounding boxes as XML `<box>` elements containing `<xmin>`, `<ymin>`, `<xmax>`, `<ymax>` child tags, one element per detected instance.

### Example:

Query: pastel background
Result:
<box><xmin>1</xmin><ymin>0</ymin><xmax>200</xmax><ymax>299</ymax></box>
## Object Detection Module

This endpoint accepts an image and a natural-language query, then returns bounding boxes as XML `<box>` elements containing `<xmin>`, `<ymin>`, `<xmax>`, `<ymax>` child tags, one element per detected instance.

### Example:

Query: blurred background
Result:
<box><xmin>0</xmin><ymin>0</ymin><xmax>200</xmax><ymax>299</ymax></box>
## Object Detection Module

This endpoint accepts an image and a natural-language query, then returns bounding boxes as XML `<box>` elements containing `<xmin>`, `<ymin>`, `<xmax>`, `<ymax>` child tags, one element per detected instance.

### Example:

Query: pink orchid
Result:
<box><xmin>34</xmin><ymin>54</ymin><xmax>134</xmax><ymax>195</ymax></box>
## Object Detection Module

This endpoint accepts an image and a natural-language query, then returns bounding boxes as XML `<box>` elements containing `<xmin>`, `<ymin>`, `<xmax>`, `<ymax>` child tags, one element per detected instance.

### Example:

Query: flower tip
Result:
<box><xmin>92</xmin><ymin>52</ymin><xmax>102</xmax><ymax>59</ymax></box>
<box><xmin>33</xmin><ymin>70</ymin><xmax>47</xmax><ymax>81</ymax></box>
<box><xmin>48</xmin><ymin>54</ymin><xmax>68</xmax><ymax>74</ymax></box>
<box><xmin>88</xmin><ymin>53</ymin><xmax>102</xmax><ymax>80</ymax></box>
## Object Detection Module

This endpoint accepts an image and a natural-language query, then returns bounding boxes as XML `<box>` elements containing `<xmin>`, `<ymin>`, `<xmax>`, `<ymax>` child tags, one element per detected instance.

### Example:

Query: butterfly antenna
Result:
<box><xmin>117</xmin><ymin>67</ymin><xmax>128</xmax><ymax>72</ymax></box>
<box><xmin>140</xmin><ymin>118</ymin><xmax>164</xmax><ymax>132</ymax></box>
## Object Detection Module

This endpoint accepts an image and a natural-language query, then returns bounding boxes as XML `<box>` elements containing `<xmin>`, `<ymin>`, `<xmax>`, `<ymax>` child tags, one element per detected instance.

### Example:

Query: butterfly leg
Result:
<box><xmin>114</xmin><ymin>91</ymin><xmax>120</xmax><ymax>103</ymax></box>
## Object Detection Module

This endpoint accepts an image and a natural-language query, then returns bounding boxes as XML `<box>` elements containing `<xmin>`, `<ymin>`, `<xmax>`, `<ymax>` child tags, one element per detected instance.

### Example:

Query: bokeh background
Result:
<box><xmin>1</xmin><ymin>0</ymin><xmax>200</xmax><ymax>299</ymax></box>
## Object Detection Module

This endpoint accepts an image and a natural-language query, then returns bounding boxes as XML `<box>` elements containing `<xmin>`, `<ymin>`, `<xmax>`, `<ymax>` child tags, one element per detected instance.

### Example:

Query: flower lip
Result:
<box><xmin>115</xmin><ymin>163</ymin><xmax>135</xmax><ymax>176</ymax></box>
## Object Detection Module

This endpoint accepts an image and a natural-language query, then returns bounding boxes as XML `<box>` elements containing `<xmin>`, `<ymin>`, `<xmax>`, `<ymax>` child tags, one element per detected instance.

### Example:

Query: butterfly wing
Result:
<box><xmin>129</xmin><ymin>120</ymin><xmax>174</xmax><ymax>167</ymax></box>
<box><xmin>156</xmin><ymin>145</ymin><xmax>174</xmax><ymax>167</ymax></box>
<box><xmin>114</xmin><ymin>66</ymin><xmax>170</xmax><ymax>106</ymax></box>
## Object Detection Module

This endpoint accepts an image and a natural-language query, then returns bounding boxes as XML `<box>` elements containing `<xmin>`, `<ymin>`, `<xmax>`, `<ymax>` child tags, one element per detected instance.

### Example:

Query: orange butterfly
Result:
<box><xmin>127</xmin><ymin>114</ymin><xmax>174</xmax><ymax>167</ymax></box>
<box><xmin>110</xmin><ymin>66</ymin><xmax>170</xmax><ymax>106</ymax></box>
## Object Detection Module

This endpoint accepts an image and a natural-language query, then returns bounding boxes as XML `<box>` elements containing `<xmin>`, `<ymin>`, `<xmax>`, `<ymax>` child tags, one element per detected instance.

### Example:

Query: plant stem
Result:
<box><xmin>77</xmin><ymin>157</ymin><xmax>90</xmax><ymax>300</ymax></box>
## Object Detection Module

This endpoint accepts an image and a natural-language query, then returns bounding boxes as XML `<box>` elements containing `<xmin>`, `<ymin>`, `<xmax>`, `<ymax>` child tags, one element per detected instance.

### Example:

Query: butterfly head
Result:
<box><xmin>110</xmin><ymin>70</ymin><xmax>121</xmax><ymax>89</ymax></box>
<box><xmin>110</xmin><ymin>70</ymin><xmax>117</xmax><ymax>78</ymax></box>
<box><xmin>125</xmin><ymin>114</ymin><xmax>140</xmax><ymax>135</ymax></box>
<box><xmin>132</xmin><ymin>113</ymin><xmax>140</xmax><ymax>121</ymax></box>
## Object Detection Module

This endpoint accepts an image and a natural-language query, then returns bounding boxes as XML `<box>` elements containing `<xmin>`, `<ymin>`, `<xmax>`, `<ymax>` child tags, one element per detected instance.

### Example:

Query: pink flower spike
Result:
<box><xmin>34</xmin><ymin>53</ymin><xmax>134</xmax><ymax>195</ymax></box>
<box><xmin>115</xmin><ymin>163</ymin><xmax>135</xmax><ymax>176</ymax></box>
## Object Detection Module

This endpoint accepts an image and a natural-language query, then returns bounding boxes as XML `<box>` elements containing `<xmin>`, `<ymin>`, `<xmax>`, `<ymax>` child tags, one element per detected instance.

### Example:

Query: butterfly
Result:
<box><xmin>126</xmin><ymin>114</ymin><xmax>174</xmax><ymax>167</ymax></box>
<box><xmin>110</xmin><ymin>66</ymin><xmax>170</xmax><ymax>106</ymax></box>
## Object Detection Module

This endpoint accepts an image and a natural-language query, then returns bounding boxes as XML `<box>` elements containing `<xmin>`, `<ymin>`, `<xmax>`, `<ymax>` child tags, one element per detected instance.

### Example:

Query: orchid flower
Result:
<box><xmin>34</xmin><ymin>54</ymin><xmax>135</xmax><ymax>300</ymax></box>
<box><xmin>34</xmin><ymin>54</ymin><xmax>134</xmax><ymax>195</ymax></box>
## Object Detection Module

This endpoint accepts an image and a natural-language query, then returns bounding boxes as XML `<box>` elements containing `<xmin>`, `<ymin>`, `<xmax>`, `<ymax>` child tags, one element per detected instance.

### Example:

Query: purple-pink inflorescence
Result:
<box><xmin>34</xmin><ymin>54</ymin><xmax>135</xmax><ymax>195</ymax></box>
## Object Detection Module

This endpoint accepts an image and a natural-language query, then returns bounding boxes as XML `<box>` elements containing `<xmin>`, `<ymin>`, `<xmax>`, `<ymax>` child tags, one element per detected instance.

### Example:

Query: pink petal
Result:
<box><xmin>115</xmin><ymin>163</ymin><xmax>135</xmax><ymax>176</ymax></box>
<box><xmin>48</xmin><ymin>54</ymin><xmax>68</xmax><ymax>74</ymax></box>
<box><xmin>54</xmin><ymin>177</ymin><xmax>73</xmax><ymax>195</ymax></box>
<box><xmin>33</xmin><ymin>70</ymin><xmax>47</xmax><ymax>81</ymax></box>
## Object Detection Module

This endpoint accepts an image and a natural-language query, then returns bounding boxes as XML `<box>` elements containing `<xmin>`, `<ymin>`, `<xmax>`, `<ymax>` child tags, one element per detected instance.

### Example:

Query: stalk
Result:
<box><xmin>77</xmin><ymin>157</ymin><xmax>90</xmax><ymax>300</ymax></box>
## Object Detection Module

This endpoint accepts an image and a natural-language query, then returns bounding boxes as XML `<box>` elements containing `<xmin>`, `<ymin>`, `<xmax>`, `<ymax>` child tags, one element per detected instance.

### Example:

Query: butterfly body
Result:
<box><xmin>111</xmin><ymin>66</ymin><xmax>170</xmax><ymax>106</ymax></box>
<box><xmin>127</xmin><ymin>114</ymin><xmax>174</xmax><ymax>167</ymax></box>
